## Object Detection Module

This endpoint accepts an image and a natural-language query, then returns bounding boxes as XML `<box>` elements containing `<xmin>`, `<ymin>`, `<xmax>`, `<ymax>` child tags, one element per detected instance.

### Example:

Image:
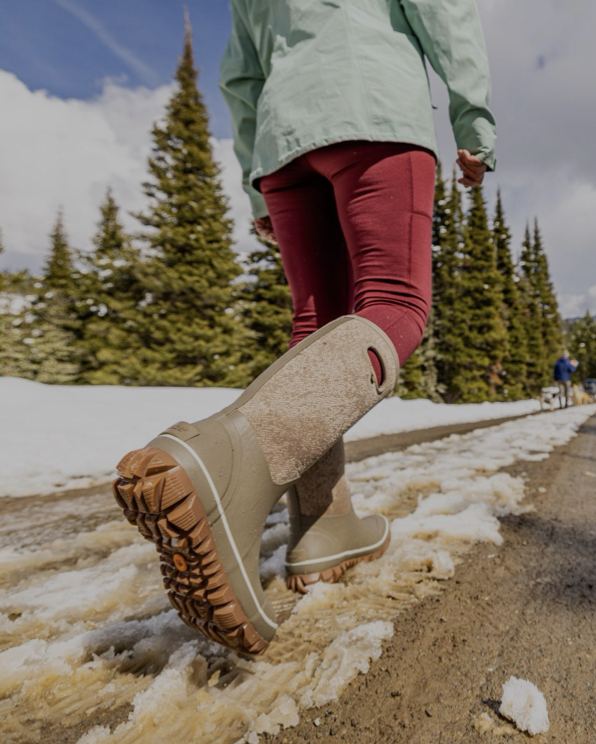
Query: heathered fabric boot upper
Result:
<box><xmin>236</xmin><ymin>316</ymin><xmax>398</xmax><ymax>484</ymax></box>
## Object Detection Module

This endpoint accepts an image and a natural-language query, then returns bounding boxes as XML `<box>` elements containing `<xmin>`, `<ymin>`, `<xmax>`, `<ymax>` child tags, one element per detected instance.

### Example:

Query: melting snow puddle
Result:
<box><xmin>0</xmin><ymin>405</ymin><xmax>594</xmax><ymax>744</ymax></box>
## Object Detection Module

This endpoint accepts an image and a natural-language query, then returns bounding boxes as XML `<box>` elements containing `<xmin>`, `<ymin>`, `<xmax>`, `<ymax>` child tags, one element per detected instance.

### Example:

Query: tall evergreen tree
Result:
<box><xmin>518</xmin><ymin>224</ymin><xmax>546</xmax><ymax>393</ymax></box>
<box><xmin>518</xmin><ymin>221</ymin><xmax>563</xmax><ymax>392</ymax></box>
<box><xmin>27</xmin><ymin>302</ymin><xmax>79</xmax><ymax>384</ymax></box>
<box><xmin>125</xmin><ymin>16</ymin><xmax>245</xmax><ymax>386</ymax></box>
<box><xmin>0</xmin><ymin>313</ymin><xmax>38</xmax><ymax>380</ymax></box>
<box><xmin>44</xmin><ymin>210</ymin><xmax>75</xmax><ymax>293</ymax></box>
<box><xmin>493</xmin><ymin>191</ymin><xmax>527</xmax><ymax>399</ymax></box>
<box><xmin>232</xmin><ymin>229</ymin><xmax>292</xmax><ymax>386</ymax></box>
<box><xmin>566</xmin><ymin>312</ymin><xmax>596</xmax><ymax>381</ymax></box>
<box><xmin>533</xmin><ymin>219</ymin><xmax>564</xmax><ymax>369</ymax></box>
<box><xmin>0</xmin><ymin>268</ymin><xmax>40</xmax><ymax>380</ymax></box>
<box><xmin>395</xmin><ymin>310</ymin><xmax>442</xmax><ymax>401</ymax></box>
<box><xmin>75</xmin><ymin>189</ymin><xmax>144</xmax><ymax>384</ymax></box>
<box><xmin>447</xmin><ymin>185</ymin><xmax>507</xmax><ymax>402</ymax></box>
<box><xmin>433</xmin><ymin>171</ymin><xmax>467</xmax><ymax>402</ymax></box>
<box><xmin>25</xmin><ymin>212</ymin><xmax>80</xmax><ymax>383</ymax></box>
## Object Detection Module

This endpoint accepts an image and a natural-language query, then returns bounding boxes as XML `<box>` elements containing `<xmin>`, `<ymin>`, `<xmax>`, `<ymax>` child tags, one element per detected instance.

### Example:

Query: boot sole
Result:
<box><xmin>112</xmin><ymin>446</ymin><xmax>269</xmax><ymax>655</ymax></box>
<box><xmin>286</xmin><ymin>531</ymin><xmax>391</xmax><ymax>595</ymax></box>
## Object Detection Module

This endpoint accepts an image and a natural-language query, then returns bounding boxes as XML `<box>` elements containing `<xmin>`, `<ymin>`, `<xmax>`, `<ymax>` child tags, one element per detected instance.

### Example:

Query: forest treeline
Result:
<box><xmin>0</xmin><ymin>29</ymin><xmax>593</xmax><ymax>401</ymax></box>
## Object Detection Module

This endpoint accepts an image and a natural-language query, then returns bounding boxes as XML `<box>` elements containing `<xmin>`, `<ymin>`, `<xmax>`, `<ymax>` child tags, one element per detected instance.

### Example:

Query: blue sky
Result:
<box><xmin>0</xmin><ymin>0</ymin><xmax>595</xmax><ymax>316</ymax></box>
<box><xmin>0</xmin><ymin>0</ymin><xmax>233</xmax><ymax>137</ymax></box>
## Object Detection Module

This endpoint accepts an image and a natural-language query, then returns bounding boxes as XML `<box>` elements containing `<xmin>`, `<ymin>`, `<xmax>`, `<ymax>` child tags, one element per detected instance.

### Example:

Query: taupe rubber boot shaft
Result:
<box><xmin>293</xmin><ymin>438</ymin><xmax>352</xmax><ymax>517</ymax></box>
<box><xmin>285</xmin><ymin>439</ymin><xmax>390</xmax><ymax>593</ymax></box>
<box><xmin>114</xmin><ymin>315</ymin><xmax>399</xmax><ymax>655</ymax></box>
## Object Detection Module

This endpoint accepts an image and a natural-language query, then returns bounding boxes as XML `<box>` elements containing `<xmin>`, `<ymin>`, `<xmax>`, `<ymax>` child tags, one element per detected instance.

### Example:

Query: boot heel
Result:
<box><xmin>113</xmin><ymin>446</ymin><xmax>269</xmax><ymax>655</ymax></box>
<box><xmin>286</xmin><ymin>531</ymin><xmax>390</xmax><ymax>594</ymax></box>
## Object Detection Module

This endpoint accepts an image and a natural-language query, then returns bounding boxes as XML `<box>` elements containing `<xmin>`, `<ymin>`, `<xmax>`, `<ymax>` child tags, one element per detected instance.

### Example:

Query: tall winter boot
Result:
<box><xmin>285</xmin><ymin>438</ymin><xmax>389</xmax><ymax>594</ymax></box>
<box><xmin>113</xmin><ymin>316</ymin><xmax>398</xmax><ymax>655</ymax></box>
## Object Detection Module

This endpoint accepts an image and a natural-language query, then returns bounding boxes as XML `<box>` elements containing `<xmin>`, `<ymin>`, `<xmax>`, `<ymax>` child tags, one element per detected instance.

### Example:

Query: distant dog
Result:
<box><xmin>572</xmin><ymin>384</ymin><xmax>593</xmax><ymax>406</ymax></box>
<box><xmin>539</xmin><ymin>386</ymin><xmax>559</xmax><ymax>411</ymax></box>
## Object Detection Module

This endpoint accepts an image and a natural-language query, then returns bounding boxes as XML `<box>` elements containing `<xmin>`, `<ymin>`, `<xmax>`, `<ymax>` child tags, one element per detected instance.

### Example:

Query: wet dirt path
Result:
<box><xmin>268</xmin><ymin>415</ymin><xmax>596</xmax><ymax>744</ymax></box>
<box><xmin>0</xmin><ymin>408</ymin><xmax>590</xmax><ymax>744</ymax></box>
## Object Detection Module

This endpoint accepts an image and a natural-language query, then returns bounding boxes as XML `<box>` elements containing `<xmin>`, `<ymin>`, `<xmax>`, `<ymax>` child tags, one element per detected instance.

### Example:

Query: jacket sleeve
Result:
<box><xmin>399</xmin><ymin>0</ymin><xmax>497</xmax><ymax>171</ymax></box>
<box><xmin>219</xmin><ymin>0</ymin><xmax>268</xmax><ymax>218</ymax></box>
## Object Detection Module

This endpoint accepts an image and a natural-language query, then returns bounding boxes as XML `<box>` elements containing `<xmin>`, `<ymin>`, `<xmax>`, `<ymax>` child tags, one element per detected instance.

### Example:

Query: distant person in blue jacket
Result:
<box><xmin>553</xmin><ymin>353</ymin><xmax>579</xmax><ymax>408</ymax></box>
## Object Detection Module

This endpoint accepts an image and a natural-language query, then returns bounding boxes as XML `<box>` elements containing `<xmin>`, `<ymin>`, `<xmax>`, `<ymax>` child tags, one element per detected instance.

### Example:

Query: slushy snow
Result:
<box><xmin>1</xmin><ymin>405</ymin><xmax>593</xmax><ymax>744</ymax></box>
<box><xmin>500</xmin><ymin>676</ymin><xmax>550</xmax><ymax>736</ymax></box>
<box><xmin>0</xmin><ymin>377</ymin><xmax>541</xmax><ymax>497</ymax></box>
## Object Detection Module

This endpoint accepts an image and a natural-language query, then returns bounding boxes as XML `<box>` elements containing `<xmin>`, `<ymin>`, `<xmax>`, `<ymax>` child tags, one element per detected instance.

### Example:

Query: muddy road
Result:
<box><xmin>1</xmin><ymin>408</ymin><xmax>595</xmax><ymax>744</ymax></box>
<box><xmin>270</xmin><ymin>416</ymin><xmax>596</xmax><ymax>744</ymax></box>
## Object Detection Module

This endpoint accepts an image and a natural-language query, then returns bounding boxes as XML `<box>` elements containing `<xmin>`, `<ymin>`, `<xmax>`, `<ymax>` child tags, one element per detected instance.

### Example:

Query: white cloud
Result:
<box><xmin>0</xmin><ymin>71</ymin><xmax>259</xmax><ymax>272</ymax></box>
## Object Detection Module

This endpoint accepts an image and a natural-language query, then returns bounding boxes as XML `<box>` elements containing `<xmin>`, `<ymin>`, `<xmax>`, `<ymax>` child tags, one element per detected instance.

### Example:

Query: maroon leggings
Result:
<box><xmin>259</xmin><ymin>141</ymin><xmax>436</xmax><ymax>372</ymax></box>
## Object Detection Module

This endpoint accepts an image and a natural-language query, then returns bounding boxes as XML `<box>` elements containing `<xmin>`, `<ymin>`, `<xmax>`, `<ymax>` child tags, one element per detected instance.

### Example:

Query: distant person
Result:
<box><xmin>114</xmin><ymin>0</ymin><xmax>496</xmax><ymax>654</ymax></box>
<box><xmin>553</xmin><ymin>353</ymin><xmax>579</xmax><ymax>408</ymax></box>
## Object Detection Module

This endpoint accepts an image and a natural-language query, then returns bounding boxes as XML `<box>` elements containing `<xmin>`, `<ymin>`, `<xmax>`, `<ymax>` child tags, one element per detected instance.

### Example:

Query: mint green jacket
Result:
<box><xmin>220</xmin><ymin>0</ymin><xmax>496</xmax><ymax>219</ymax></box>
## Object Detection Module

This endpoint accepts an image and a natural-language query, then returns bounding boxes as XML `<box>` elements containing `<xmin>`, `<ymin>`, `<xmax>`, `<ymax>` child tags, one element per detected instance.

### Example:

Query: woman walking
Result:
<box><xmin>114</xmin><ymin>0</ymin><xmax>496</xmax><ymax>655</ymax></box>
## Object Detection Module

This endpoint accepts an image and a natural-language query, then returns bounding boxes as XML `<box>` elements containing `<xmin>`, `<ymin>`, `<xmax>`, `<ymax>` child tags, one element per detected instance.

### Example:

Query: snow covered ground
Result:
<box><xmin>0</xmin><ymin>377</ymin><xmax>542</xmax><ymax>498</ymax></box>
<box><xmin>1</xmin><ymin>404</ymin><xmax>594</xmax><ymax>743</ymax></box>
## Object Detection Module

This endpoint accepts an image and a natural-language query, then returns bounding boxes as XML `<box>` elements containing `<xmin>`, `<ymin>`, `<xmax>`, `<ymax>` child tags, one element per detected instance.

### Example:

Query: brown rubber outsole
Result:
<box><xmin>112</xmin><ymin>446</ymin><xmax>268</xmax><ymax>655</ymax></box>
<box><xmin>286</xmin><ymin>531</ymin><xmax>391</xmax><ymax>595</ymax></box>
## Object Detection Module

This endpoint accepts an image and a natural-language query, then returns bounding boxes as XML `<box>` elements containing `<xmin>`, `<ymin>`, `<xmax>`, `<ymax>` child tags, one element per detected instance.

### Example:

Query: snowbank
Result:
<box><xmin>0</xmin><ymin>377</ymin><xmax>540</xmax><ymax>498</ymax></box>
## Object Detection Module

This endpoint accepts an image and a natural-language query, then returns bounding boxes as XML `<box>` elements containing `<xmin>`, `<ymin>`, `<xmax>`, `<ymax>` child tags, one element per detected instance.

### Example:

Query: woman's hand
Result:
<box><xmin>253</xmin><ymin>216</ymin><xmax>277</xmax><ymax>243</ymax></box>
<box><xmin>456</xmin><ymin>149</ymin><xmax>487</xmax><ymax>187</ymax></box>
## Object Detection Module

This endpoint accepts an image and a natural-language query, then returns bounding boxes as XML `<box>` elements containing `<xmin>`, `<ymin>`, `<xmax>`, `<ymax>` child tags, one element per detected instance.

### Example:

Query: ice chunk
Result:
<box><xmin>499</xmin><ymin>676</ymin><xmax>549</xmax><ymax>735</ymax></box>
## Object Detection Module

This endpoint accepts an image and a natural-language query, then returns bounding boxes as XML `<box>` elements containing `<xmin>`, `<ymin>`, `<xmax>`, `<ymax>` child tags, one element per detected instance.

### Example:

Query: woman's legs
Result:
<box><xmin>258</xmin><ymin>156</ymin><xmax>353</xmax><ymax>348</ymax></box>
<box><xmin>260</xmin><ymin>141</ymin><xmax>435</xmax><ymax>366</ymax></box>
<box><xmin>260</xmin><ymin>142</ymin><xmax>435</xmax><ymax>592</ymax></box>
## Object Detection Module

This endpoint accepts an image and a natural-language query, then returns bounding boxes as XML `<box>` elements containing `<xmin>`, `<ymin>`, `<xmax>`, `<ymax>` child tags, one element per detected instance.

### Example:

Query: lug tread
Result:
<box><xmin>113</xmin><ymin>445</ymin><xmax>269</xmax><ymax>655</ymax></box>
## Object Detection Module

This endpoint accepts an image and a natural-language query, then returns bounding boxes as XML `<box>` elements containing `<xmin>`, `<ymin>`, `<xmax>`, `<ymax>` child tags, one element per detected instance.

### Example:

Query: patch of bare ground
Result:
<box><xmin>267</xmin><ymin>416</ymin><xmax>596</xmax><ymax>744</ymax></box>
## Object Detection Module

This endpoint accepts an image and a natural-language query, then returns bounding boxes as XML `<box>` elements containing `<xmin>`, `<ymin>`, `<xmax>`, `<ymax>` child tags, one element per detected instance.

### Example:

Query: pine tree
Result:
<box><xmin>0</xmin><ymin>312</ymin><xmax>38</xmax><ymax>380</ymax></box>
<box><xmin>566</xmin><ymin>312</ymin><xmax>596</xmax><ymax>381</ymax></box>
<box><xmin>395</xmin><ymin>310</ymin><xmax>442</xmax><ymax>401</ymax></box>
<box><xmin>493</xmin><ymin>191</ymin><xmax>527</xmax><ymax>399</ymax></box>
<box><xmin>518</xmin><ymin>225</ymin><xmax>546</xmax><ymax>394</ymax></box>
<box><xmin>533</xmin><ymin>219</ymin><xmax>564</xmax><ymax>371</ymax></box>
<box><xmin>25</xmin><ymin>213</ymin><xmax>80</xmax><ymax>383</ymax></box>
<box><xmin>0</xmin><ymin>267</ymin><xmax>40</xmax><ymax>380</ymax></box>
<box><xmin>518</xmin><ymin>221</ymin><xmax>563</xmax><ymax>392</ymax></box>
<box><xmin>232</xmin><ymin>229</ymin><xmax>292</xmax><ymax>386</ymax></box>
<box><xmin>125</xmin><ymin>16</ymin><xmax>245</xmax><ymax>386</ymax></box>
<box><xmin>28</xmin><ymin>301</ymin><xmax>79</xmax><ymax>384</ymax></box>
<box><xmin>75</xmin><ymin>190</ymin><xmax>145</xmax><ymax>384</ymax></box>
<box><xmin>433</xmin><ymin>171</ymin><xmax>467</xmax><ymax>402</ymax></box>
<box><xmin>44</xmin><ymin>210</ymin><xmax>75</xmax><ymax>293</ymax></box>
<box><xmin>447</xmin><ymin>185</ymin><xmax>507</xmax><ymax>402</ymax></box>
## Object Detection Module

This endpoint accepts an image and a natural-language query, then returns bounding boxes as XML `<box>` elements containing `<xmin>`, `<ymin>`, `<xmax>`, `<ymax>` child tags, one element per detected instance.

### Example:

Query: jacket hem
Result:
<box><xmin>249</xmin><ymin>131</ymin><xmax>439</xmax><ymax>189</ymax></box>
